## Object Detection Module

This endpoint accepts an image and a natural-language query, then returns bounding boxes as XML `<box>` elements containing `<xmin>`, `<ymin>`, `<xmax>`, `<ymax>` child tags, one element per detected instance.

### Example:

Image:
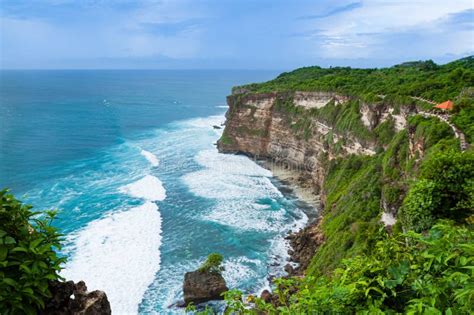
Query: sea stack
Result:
<box><xmin>183</xmin><ymin>270</ymin><xmax>228</xmax><ymax>306</ymax></box>
<box><xmin>182</xmin><ymin>253</ymin><xmax>229</xmax><ymax>306</ymax></box>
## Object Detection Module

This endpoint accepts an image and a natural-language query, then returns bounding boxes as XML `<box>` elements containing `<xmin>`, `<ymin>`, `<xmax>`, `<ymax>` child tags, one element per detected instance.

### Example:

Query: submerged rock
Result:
<box><xmin>42</xmin><ymin>280</ymin><xmax>111</xmax><ymax>315</ymax></box>
<box><xmin>183</xmin><ymin>270</ymin><xmax>229</xmax><ymax>306</ymax></box>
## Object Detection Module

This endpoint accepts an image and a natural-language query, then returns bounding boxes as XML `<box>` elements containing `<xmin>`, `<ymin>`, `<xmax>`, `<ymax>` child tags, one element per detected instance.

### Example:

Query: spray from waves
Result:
<box><xmin>182</xmin><ymin>146</ymin><xmax>308</xmax><ymax>295</ymax></box>
<box><xmin>140</xmin><ymin>149</ymin><xmax>160</xmax><ymax>167</ymax></box>
<box><xmin>62</xmin><ymin>201</ymin><xmax>162</xmax><ymax>314</ymax></box>
<box><xmin>182</xmin><ymin>149</ymin><xmax>285</xmax><ymax>232</ymax></box>
<box><xmin>63</xmin><ymin>150</ymin><xmax>167</xmax><ymax>314</ymax></box>
<box><xmin>119</xmin><ymin>174</ymin><xmax>166</xmax><ymax>201</ymax></box>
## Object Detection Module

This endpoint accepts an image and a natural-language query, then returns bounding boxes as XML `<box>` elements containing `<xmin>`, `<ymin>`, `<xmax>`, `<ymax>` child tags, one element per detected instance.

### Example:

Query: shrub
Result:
<box><xmin>198</xmin><ymin>253</ymin><xmax>224</xmax><ymax>274</ymax></box>
<box><xmin>419</xmin><ymin>149</ymin><xmax>474</xmax><ymax>221</ymax></box>
<box><xmin>399</xmin><ymin>179</ymin><xmax>439</xmax><ymax>232</ymax></box>
<box><xmin>223</xmin><ymin>221</ymin><xmax>474</xmax><ymax>314</ymax></box>
<box><xmin>0</xmin><ymin>189</ymin><xmax>65</xmax><ymax>314</ymax></box>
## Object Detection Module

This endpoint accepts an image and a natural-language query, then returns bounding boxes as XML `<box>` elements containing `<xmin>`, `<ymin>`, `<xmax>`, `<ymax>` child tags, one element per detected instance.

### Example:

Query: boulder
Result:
<box><xmin>42</xmin><ymin>280</ymin><xmax>111</xmax><ymax>315</ymax></box>
<box><xmin>260</xmin><ymin>290</ymin><xmax>272</xmax><ymax>303</ymax></box>
<box><xmin>183</xmin><ymin>270</ymin><xmax>229</xmax><ymax>306</ymax></box>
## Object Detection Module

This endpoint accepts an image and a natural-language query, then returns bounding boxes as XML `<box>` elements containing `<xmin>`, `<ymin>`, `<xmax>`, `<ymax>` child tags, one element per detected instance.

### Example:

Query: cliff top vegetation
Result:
<box><xmin>238</xmin><ymin>56</ymin><xmax>474</xmax><ymax>103</ymax></box>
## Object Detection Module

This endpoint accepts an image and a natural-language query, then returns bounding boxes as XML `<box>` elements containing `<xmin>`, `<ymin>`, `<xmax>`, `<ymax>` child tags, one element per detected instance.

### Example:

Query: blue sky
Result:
<box><xmin>0</xmin><ymin>0</ymin><xmax>473</xmax><ymax>69</ymax></box>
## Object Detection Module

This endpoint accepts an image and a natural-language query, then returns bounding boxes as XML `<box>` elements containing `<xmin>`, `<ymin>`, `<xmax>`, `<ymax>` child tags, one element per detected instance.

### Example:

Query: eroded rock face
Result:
<box><xmin>217</xmin><ymin>91</ymin><xmax>418</xmax><ymax>202</ymax></box>
<box><xmin>286</xmin><ymin>220</ymin><xmax>325</xmax><ymax>275</ymax></box>
<box><xmin>42</xmin><ymin>280</ymin><xmax>111</xmax><ymax>315</ymax></box>
<box><xmin>183</xmin><ymin>271</ymin><xmax>229</xmax><ymax>306</ymax></box>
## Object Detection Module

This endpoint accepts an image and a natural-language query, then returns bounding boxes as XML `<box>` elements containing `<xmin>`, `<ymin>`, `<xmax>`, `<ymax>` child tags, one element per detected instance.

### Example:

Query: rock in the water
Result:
<box><xmin>284</xmin><ymin>263</ymin><xmax>294</xmax><ymax>274</ymax></box>
<box><xmin>42</xmin><ymin>280</ymin><xmax>111</xmax><ymax>315</ymax></box>
<box><xmin>183</xmin><ymin>270</ymin><xmax>229</xmax><ymax>306</ymax></box>
<box><xmin>213</xmin><ymin>125</ymin><xmax>222</xmax><ymax>129</ymax></box>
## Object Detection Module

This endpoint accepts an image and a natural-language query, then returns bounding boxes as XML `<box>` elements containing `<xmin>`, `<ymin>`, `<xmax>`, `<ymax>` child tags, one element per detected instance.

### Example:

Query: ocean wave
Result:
<box><xmin>119</xmin><ymin>175</ymin><xmax>166</xmax><ymax>201</ymax></box>
<box><xmin>222</xmin><ymin>256</ymin><xmax>264</xmax><ymax>288</ymax></box>
<box><xmin>182</xmin><ymin>115</ymin><xmax>225</xmax><ymax>129</ymax></box>
<box><xmin>182</xmin><ymin>149</ymin><xmax>288</xmax><ymax>232</ymax></box>
<box><xmin>140</xmin><ymin>149</ymin><xmax>160</xmax><ymax>167</ymax></box>
<box><xmin>62</xmin><ymin>201</ymin><xmax>162</xmax><ymax>315</ymax></box>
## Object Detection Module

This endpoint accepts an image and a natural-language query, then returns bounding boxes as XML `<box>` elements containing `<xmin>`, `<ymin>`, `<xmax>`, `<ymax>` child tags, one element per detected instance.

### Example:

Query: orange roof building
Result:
<box><xmin>434</xmin><ymin>100</ymin><xmax>454</xmax><ymax>111</ymax></box>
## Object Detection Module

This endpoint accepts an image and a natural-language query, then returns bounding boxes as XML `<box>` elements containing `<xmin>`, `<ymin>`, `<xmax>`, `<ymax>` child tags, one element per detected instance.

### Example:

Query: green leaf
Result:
<box><xmin>4</xmin><ymin>236</ymin><xmax>16</xmax><ymax>245</ymax></box>
<box><xmin>3</xmin><ymin>278</ymin><xmax>18</xmax><ymax>287</ymax></box>
<box><xmin>11</xmin><ymin>246</ymin><xmax>28</xmax><ymax>253</ymax></box>
<box><xmin>0</xmin><ymin>247</ymin><xmax>7</xmax><ymax>261</ymax></box>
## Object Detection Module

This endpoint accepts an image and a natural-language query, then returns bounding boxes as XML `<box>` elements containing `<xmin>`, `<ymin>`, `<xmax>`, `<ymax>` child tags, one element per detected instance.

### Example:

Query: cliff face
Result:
<box><xmin>218</xmin><ymin>91</ymin><xmax>417</xmax><ymax>198</ymax></box>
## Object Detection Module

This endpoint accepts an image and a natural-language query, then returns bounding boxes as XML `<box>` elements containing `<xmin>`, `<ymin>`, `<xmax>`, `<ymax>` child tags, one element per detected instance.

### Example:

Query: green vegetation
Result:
<box><xmin>198</xmin><ymin>253</ymin><xmax>224</xmax><ymax>274</ymax></box>
<box><xmin>217</xmin><ymin>135</ymin><xmax>473</xmax><ymax>314</ymax></box>
<box><xmin>400</xmin><ymin>149</ymin><xmax>474</xmax><ymax>232</ymax></box>
<box><xmin>272</xmin><ymin>94</ymin><xmax>375</xmax><ymax>143</ymax></box>
<box><xmin>235</xmin><ymin>57</ymin><xmax>474</xmax><ymax>145</ymax></box>
<box><xmin>452</xmin><ymin>96</ymin><xmax>474</xmax><ymax>142</ymax></box>
<box><xmin>239</xmin><ymin>57</ymin><xmax>474</xmax><ymax>103</ymax></box>
<box><xmin>219</xmin><ymin>132</ymin><xmax>234</xmax><ymax>146</ymax></box>
<box><xmin>223</xmin><ymin>221</ymin><xmax>473</xmax><ymax>314</ymax></box>
<box><xmin>0</xmin><ymin>190</ymin><xmax>65</xmax><ymax>314</ymax></box>
<box><xmin>216</xmin><ymin>57</ymin><xmax>474</xmax><ymax>313</ymax></box>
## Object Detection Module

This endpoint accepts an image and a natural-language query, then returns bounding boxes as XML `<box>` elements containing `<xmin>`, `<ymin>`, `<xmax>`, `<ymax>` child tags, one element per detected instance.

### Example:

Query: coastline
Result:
<box><xmin>257</xmin><ymin>160</ymin><xmax>323</xmax><ymax>278</ymax></box>
<box><xmin>261</xmin><ymin>161</ymin><xmax>320</xmax><ymax>220</ymax></box>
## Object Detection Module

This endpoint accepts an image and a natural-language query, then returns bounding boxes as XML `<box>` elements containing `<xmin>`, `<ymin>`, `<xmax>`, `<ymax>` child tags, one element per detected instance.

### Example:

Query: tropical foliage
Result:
<box><xmin>222</xmin><ymin>221</ymin><xmax>474</xmax><ymax>314</ymax></box>
<box><xmin>239</xmin><ymin>57</ymin><xmax>474</xmax><ymax>103</ymax></box>
<box><xmin>217</xmin><ymin>57</ymin><xmax>474</xmax><ymax>314</ymax></box>
<box><xmin>0</xmin><ymin>189</ymin><xmax>65</xmax><ymax>314</ymax></box>
<box><xmin>198</xmin><ymin>253</ymin><xmax>225</xmax><ymax>274</ymax></box>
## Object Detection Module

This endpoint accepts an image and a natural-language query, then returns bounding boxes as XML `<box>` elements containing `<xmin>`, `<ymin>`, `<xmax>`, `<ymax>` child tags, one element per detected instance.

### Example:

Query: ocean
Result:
<box><xmin>0</xmin><ymin>70</ymin><xmax>309</xmax><ymax>314</ymax></box>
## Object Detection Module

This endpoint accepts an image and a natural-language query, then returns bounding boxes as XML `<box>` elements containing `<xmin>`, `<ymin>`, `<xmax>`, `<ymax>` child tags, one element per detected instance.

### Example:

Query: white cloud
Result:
<box><xmin>298</xmin><ymin>0</ymin><xmax>474</xmax><ymax>59</ymax></box>
<box><xmin>0</xmin><ymin>0</ymin><xmax>207</xmax><ymax>68</ymax></box>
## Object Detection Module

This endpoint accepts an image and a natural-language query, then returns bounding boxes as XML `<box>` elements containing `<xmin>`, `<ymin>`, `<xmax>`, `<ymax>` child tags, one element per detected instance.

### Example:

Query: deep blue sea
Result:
<box><xmin>0</xmin><ymin>70</ymin><xmax>308</xmax><ymax>314</ymax></box>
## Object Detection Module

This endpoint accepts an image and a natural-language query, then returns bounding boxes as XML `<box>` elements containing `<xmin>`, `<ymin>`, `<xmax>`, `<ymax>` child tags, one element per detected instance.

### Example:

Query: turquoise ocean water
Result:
<box><xmin>0</xmin><ymin>70</ymin><xmax>309</xmax><ymax>314</ymax></box>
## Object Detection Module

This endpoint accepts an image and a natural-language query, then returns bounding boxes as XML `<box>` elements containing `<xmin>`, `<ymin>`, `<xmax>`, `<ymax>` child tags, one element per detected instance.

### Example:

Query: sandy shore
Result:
<box><xmin>260</xmin><ymin>162</ymin><xmax>320</xmax><ymax>213</ymax></box>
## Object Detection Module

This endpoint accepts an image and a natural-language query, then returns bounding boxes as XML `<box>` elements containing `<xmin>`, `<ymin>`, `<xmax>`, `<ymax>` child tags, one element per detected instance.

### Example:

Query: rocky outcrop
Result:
<box><xmin>218</xmin><ymin>90</ymin><xmax>425</xmax><ymax>274</ymax></box>
<box><xmin>183</xmin><ymin>270</ymin><xmax>229</xmax><ymax>306</ymax></box>
<box><xmin>359</xmin><ymin>102</ymin><xmax>414</xmax><ymax>132</ymax></box>
<box><xmin>42</xmin><ymin>280</ymin><xmax>111</xmax><ymax>315</ymax></box>
<box><xmin>218</xmin><ymin>91</ymin><xmax>417</xmax><ymax>198</ymax></box>
<box><xmin>293</xmin><ymin>91</ymin><xmax>349</xmax><ymax>109</ymax></box>
<box><xmin>286</xmin><ymin>220</ymin><xmax>325</xmax><ymax>275</ymax></box>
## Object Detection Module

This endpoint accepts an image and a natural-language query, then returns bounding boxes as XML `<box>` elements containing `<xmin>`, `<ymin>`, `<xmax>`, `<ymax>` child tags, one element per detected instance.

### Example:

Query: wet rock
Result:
<box><xmin>183</xmin><ymin>270</ymin><xmax>229</xmax><ymax>306</ymax></box>
<box><xmin>286</xmin><ymin>219</ymin><xmax>325</xmax><ymax>275</ymax></box>
<box><xmin>42</xmin><ymin>280</ymin><xmax>111</xmax><ymax>315</ymax></box>
<box><xmin>213</xmin><ymin>125</ymin><xmax>222</xmax><ymax>129</ymax></box>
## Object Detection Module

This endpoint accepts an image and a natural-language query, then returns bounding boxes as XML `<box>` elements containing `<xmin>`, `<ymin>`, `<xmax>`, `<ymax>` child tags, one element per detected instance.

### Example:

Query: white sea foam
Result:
<box><xmin>140</xmin><ymin>149</ymin><xmax>160</xmax><ymax>167</ymax></box>
<box><xmin>62</xmin><ymin>201</ymin><xmax>162</xmax><ymax>315</ymax></box>
<box><xmin>183</xmin><ymin>115</ymin><xmax>225</xmax><ymax>129</ymax></box>
<box><xmin>119</xmin><ymin>175</ymin><xmax>166</xmax><ymax>201</ymax></box>
<box><xmin>182</xmin><ymin>149</ymin><xmax>288</xmax><ymax>232</ymax></box>
<box><xmin>222</xmin><ymin>256</ymin><xmax>263</xmax><ymax>288</ymax></box>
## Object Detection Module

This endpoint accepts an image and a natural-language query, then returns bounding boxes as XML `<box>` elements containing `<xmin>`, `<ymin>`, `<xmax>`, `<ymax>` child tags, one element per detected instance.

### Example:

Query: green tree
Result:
<box><xmin>198</xmin><ymin>253</ymin><xmax>224</xmax><ymax>274</ymax></box>
<box><xmin>0</xmin><ymin>189</ymin><xmax>65</xmax><ymax>314</ymax></box>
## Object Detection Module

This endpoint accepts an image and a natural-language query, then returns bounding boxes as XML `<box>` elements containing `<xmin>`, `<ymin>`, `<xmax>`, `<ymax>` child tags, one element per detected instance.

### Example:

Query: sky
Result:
<box><xmin>0</xmin><ymin>0</ymin><xmax>473</xmax><ymax>69</ymax></box>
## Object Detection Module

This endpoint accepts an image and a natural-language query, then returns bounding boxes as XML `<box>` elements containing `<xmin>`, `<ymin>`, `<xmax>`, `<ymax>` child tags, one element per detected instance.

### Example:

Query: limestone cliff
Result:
<box><xmin>217</xmin><ymin>89</ymin><xmax>460</xmax><ymax>278</ymax></box>
<box><xmin>218</xmin><ymin>90</ymin><xmax>418</xmax><ymax>201</ymax></box>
